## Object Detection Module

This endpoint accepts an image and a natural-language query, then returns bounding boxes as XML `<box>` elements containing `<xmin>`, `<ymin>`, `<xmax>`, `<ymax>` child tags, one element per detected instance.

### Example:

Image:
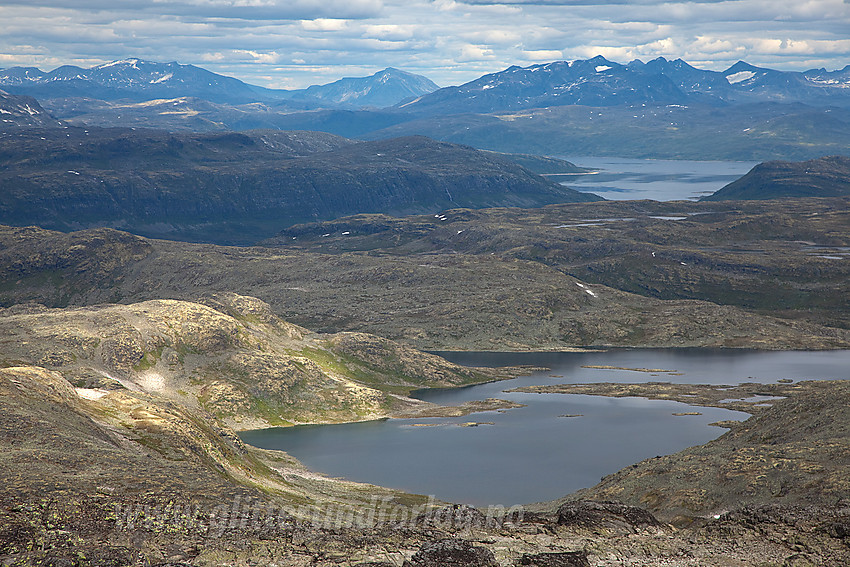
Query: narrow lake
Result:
<box><xmin>240</xmin><ymin>348</ymin><xmax>850</xmax><ymax>507</ymax></box>
<box><xmin>549</xmin><ymin>157</ymin><xmax>757</xmax><ymax>201</ymax></box>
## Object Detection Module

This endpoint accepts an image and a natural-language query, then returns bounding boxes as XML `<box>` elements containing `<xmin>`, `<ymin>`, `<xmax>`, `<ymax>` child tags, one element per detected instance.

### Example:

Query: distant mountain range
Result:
<box><xmin>3</xmin><ymin>55</ymin><xmax>848</xmax><ymax>116</ymax></box>
<box><xmin>0</xmin><ymin>59</ymin><xmax>439</xmax><ymax>108</ymax></box>
<box><xmin>401</xmin><ymin>55</ymin><xmax>850</xmax><ymax>114</ymax></box>
<box><xmin>2</xmin><ymin>56</ymin><xmax>849</xmax><ymax>161</ymax></box>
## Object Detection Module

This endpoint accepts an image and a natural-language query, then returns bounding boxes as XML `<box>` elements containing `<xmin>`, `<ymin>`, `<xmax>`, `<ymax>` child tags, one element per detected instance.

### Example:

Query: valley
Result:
<box><xmin>2</xmin><ymin>52</ymin><xmax>850</xmax><ymax>566</ymax></box>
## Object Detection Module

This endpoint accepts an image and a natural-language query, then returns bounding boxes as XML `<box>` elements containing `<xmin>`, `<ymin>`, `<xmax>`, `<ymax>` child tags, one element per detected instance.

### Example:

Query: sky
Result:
<box><xmin>0</xmin><ymin>0</ymin><xmax>848</xmax><ymax>89</ymax></box>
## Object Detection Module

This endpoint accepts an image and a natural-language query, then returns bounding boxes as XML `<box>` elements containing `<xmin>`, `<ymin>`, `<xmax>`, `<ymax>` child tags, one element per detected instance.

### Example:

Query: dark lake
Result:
<box><xmin>240</xmin><ymin>348</ymin><xmax>850</xmax><ymax>507</ymax></box>
<box><xmin>550</xmin><ymin>157</ymin><xmax>757</xmax><ymax>201</ymax></box>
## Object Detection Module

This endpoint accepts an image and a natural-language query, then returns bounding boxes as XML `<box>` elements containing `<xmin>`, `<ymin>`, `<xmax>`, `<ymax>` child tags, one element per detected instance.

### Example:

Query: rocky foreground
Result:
<box><xmin>2</xmin><ymin>297</ymin><xmax>849</xmax><ymax>565</ymax></box>
<box><xmin>2</xmin><ymin>196</ymin><xmax>849</xmax><ymax>564</ymax></box>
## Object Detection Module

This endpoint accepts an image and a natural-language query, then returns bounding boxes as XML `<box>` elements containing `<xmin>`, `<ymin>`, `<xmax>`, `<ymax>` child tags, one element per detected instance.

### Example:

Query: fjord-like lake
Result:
<box><xmin>550</xmin><ymin>157</ymin><xmax>758</xmax><ymax>201</ymax></box>
<box><xmin>240</xmin><ymin>349</ymin><xmax>850</xmax><ymax>507</ymax></box>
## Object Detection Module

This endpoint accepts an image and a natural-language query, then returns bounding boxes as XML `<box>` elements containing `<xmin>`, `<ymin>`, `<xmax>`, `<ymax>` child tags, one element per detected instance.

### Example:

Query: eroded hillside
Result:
<box><xmin>0</xmin><ymin>293</ymin><xmax>499</xmax><ymax>428</ymax></box>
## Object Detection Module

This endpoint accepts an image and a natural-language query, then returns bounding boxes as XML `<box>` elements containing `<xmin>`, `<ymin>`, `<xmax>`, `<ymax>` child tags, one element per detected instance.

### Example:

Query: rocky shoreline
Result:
<box><xmin>3</xmin><ymin>343</ymin><xmax>850</xmax><ymax>565</ymax></box>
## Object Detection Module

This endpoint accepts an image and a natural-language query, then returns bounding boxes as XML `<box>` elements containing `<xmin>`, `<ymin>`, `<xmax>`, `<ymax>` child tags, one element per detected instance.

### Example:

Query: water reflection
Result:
<box><xmin>554</xmin><ymin>157</ymin><xmax>757</xmax><ymax>201</ymax></box>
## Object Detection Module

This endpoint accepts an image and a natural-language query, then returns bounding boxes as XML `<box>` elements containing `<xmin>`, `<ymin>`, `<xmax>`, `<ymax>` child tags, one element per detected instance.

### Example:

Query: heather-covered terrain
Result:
<box><xmin>2</xmin><ymin>207</ymin><xmax>849</xmax><ymax>352</ymax></box>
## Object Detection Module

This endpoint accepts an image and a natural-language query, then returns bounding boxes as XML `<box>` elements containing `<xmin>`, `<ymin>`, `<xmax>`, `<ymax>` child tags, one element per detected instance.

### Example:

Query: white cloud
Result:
<box><xmin>300</xmin><ymin>18</ymin><xmax>349</xmax><ymax>31</ymax></box>
<box><xmin>0</xmin><ymin>0</ymin><xmax>385</xmax><ymax>20</ymax></box>
<box><xmin>522</xmin><ymin>49</ymin><xmax>564</xmax><ymax>61</ymax></box>
<box><xmin>461</xmin><ymin>29</ymin><xmax>522</xmax><ymax>45</ymax></box>
<box><xmin>363</xmin><ymin>24</ymin><xmax>416</xmax><ymax>40</ymax></box>
<box><xmin>0</xmin><ymin>0</ymin><xmax>848</xmax><ymax>88</ymax></box>
<box><xmin>458</xmin><ymin>44</ymin><xmax>495</xmax><ymax>61</ymax></box>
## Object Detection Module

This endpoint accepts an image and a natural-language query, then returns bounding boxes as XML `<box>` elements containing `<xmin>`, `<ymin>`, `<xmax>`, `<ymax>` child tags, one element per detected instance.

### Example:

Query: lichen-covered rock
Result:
<box><xmin>403</xmin><ymin>539</ymin><xmax>498</xmax><ymax>567</ymax></box>
<box><xmin>518</xmin><ymin>551</ymin><xmax>590</xmax><ymax>567</ymax></box>
<box><xmin>557</xmin><ymin>501</ymin><xmax>661</xmax><ymax>532</ymax></box>
<box><xmin>413</xmin><ymin>504</ymin><xmax>489</xmax><ymax>530</ymax></box>
<box><xmin>202</xmin><ymin>292</ymin><xmax>307</xmax><ymax>340</ymax></box>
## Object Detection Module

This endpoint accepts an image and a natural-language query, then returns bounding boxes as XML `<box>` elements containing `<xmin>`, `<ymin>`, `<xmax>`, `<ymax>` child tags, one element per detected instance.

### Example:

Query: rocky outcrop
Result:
<box><xmin>564</xmin><ymin>380</ymin><xmax>850</xmax><ymax>524</ymax></box>
<box><xmin>0</xmin><ymin>89</ymin><xmax>61</xmax><ymax>127</ymax></box>
<box><xmin>518</xmin><ymin>552</ymin><xmax>590</xmax><ymax>567</ymax></box>
<box><xmin>0</xmin><ymin>295</ymin><xmax>497</xmax><ymax>428</ymax></box>
<box><xmin>556</xmin><ymin>501</ymin><xmax>661</xmax><ymax>533</ymax></box>
<box><xmin>403</xmin><ymin>539</ymin><xmax>498</xmax><ymax>567</ymax></box>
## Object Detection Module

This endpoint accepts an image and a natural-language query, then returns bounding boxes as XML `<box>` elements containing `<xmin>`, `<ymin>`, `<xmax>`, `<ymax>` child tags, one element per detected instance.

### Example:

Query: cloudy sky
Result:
<box><xmin>1</xmin><ymin>0</ymin><xmax>848</xmax><ymax>89</ymax></box>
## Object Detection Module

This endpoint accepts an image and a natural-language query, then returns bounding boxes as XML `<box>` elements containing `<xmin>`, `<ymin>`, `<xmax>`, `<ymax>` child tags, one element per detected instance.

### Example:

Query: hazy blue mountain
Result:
<box><xmin>281</xmin><ymin>68</ymin><xmax>439</xmax><ymax>108</ymax></box>
<box><xmin>0</xmin><ymin>128</ymin><xmax>599</xmax><ymax>244</ymax></box>
<box><xmin>0</xmin><ymin>59</ymin><xmax>439</xmax><ymax>109</ymax></box>
<box><xmin>703</xmin><ymin>155</ymin><xmax>850</xmax><ymax>200</ymax></box>
<box><xmin>628</xmin><ymin>57</ymin><xmax>732</xmax><ymax>102</ymax></box>
<box><xmin>0</xmin><ymin>89</ymin><xmax>62</xmax><ymax>127</ymax></box>
<box><xmin>399</xmin><ymin>55</ymin><xmax>693</xmax><ymax>114</ymax></box>
<box><xmin>803</xmin><ymin>65</ymin><xmax>850</xmax><ymax>87</ymax></box>
<box><xmin>0</xmin><ymin>59</ymin><xmax>281</xmax><ymax>104</ymax></box>
<box><xmin>401</xmin><ymin>56</ymin><xmax>850</xmax><ymax>114</ymax></box>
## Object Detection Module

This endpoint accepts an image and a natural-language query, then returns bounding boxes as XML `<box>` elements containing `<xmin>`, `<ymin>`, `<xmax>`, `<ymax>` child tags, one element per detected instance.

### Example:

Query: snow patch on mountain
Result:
<box><xmin>150</xmin><ymin>73</ymin><xmax>173</xmax><ymax>84</ymax></box>
<box><xmin>726</xmin><ymin>71</ymin><xmax>756</xmax><ymax>84</ymax></box>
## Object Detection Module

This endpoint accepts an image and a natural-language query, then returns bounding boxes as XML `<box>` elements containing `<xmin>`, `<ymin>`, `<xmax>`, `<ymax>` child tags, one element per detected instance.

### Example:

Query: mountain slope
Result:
<box><xmin>0</xmin><ymin>58</ymin><xmax>280</xmax><ymax>104</ymax></box>
<box><xmin>400</xmin><ymin>55</ymin><xmax>692</xmax><ymax>114</ymax></box>
<box><xmin>703</xmin><ymin>155</ymin><xmax>850</xmax><ymax>200</ymax></box>
<box><xmin>0</xmin><ymin>294</ymin><xmax>496</xmax><ymax>428</ymax></box>
<box><xmin>0</xmin><ymin>128</ymin><xmax>597</xmax><ymax>244</ymax></box>
<box><xmin>0</xmin><ymin>89</ymin><xmax>62</xmax><ymax>128</ymax></box>
<box><xmin>263</xmin><ymin>198</ymin><xmax>850</xmax><ymax>332</ymax></box>
<box><xmin>362</xmin><ymin>101</ymin><xmax>850</xmax><ymax>161</ymax></box>
<box><xmin>285</xmin><ymin>67</ymin><xmax>439</xmax><ymax>108</ymax></box>
<box><xmin>402</xmin><ymin>56</ymin><xmax>850</xmax><ymax>115</ymax></box>
<box><xmin>1</xmin><ymin>223</ymin><xmax>847</xmax><ymax>351</ymax></box>
<box><xmin>563</xmin><ymin>380</ymin><xmax>850</xmax><ymax>523</ymax></box>
<box><xmin>0</xmin><ymin>59</ymin><xmax>439</xmax><ymax>110</ymax></box>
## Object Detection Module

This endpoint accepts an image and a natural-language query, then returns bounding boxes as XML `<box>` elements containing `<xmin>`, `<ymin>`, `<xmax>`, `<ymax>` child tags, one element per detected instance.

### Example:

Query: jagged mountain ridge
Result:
<box><xmin>3</xmin><ymin>55</ymin><xmax>847</xmax><ymax>120</ymax></box>
<box><xmin>401</xmin><ymin>55</ymin><xmax>850</xmax><ymax>114</ymax></box>
<box><xmin>0</xmin><ymin>58</ymin><xmax>439</xmax><ymax>109</ymax></box>
<box><xmin>0</xmin><ymin>58</ymin><xmax>275</xmax><ymax>104</ymax></box>
<box><xmin>399</xmin><ymin>55</ymin><xmax>693</xmax><ymax>114</ymax></box>
<box><xmin>7</xmin><ymin>57</ymin><xmax>848</xmax><ymax>162</ymax></box>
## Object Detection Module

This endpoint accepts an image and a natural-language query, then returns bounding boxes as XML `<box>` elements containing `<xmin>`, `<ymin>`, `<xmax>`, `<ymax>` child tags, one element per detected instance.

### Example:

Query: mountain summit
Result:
<box><xmin>0</xmin><ymin>58</ymin><xmax>269</xmax><ymax>104</ymax></box>
<box><xmin>283</xmin><ymin>67</ymin><xmax>439</xmax><ymax>108</ymax></box>
<box><xmin>398</xmin><ymin>55</ymin><xmax>691</xmax><ymax>114</ymax></box>
<box><xmin>0</xmin><ymin>59</ymin><xmax>439</xmax><ymax>109</ymax></box>
<box><xmin>400</xmin><ymin>55</ymin><xmax>850</xmax><ymax>114</ymax></box>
